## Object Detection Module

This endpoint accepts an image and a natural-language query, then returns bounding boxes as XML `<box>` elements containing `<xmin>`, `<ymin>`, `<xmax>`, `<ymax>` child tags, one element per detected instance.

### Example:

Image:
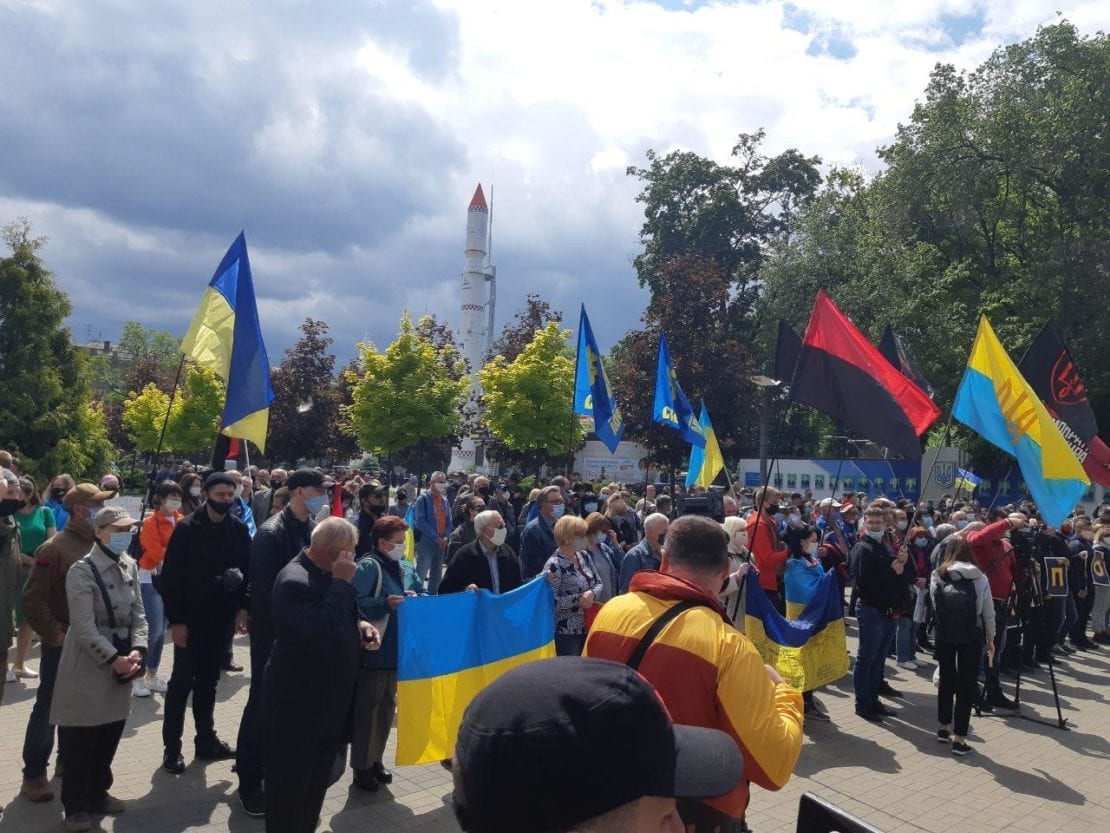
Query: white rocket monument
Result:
<box><xmin>448</xmin><ymin>184</ymin><xmax>496</xmax><ymax>473</ymax></box>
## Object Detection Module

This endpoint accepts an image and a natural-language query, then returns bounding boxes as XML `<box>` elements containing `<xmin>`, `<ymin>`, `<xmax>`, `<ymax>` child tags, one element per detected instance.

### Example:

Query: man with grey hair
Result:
<box><xmin>414</xmin><ymin>471</ymin><xmax>453</xmax><ymax>593</ymax></box>
<box><xmin>618</xmin><ymin>513</ymin><xmax>669</xmax><ymax>594</ymax></box>
<box><xmin>440</xmin><ymin>510</ymin><xmax>523</xmax><ymax>595</ymax></box>
<box><xmin>520</xmin><ymin>485</ymin><xmax>564</xmax><ymax>579</ymax></box>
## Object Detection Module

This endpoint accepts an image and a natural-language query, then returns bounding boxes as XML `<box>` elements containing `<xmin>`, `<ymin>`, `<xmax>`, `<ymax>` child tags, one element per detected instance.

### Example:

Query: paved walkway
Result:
<box><xmin>1</xmin><ymin>621</ymin><xmax>1108</xmax><ymax>833</ymax></box>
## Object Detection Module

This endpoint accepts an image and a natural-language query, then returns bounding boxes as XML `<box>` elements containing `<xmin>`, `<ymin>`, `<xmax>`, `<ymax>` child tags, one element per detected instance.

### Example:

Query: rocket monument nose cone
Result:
<box><xmin>469</xmin><ymin>184</ymin><xmax>487</xmax><ymax>212</ymax></box>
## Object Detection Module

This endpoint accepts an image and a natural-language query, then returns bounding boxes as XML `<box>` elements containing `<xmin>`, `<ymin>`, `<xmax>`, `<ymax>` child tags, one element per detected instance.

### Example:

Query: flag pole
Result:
<box><xmin>140</xmin><ymin>352</ymin><xmax>188</xmax><ymax>524</ymax></box>
<box><xmin>987</xmin><ymin>464</ymin><xmax>1013</xmax><ymax>512</ymax></box>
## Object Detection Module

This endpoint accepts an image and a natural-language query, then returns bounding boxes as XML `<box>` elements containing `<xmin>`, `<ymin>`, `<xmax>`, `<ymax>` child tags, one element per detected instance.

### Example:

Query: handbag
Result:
<box><xmin>87</xmin><ymin>558</ymin><xmax>137</xmax><ymax>683</ymax></box>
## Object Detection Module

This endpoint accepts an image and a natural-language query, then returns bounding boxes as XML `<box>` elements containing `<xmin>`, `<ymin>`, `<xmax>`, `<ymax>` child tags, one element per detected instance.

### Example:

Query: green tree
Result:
<box><xmin>168</xmin><ymin>364</ymin><xmax>224</xmax><ymax>454</ymax></box>
<box><xmin>122</xmin><ymin>384</ymin><xmax>172</xmax><ymax>453</ymax></box>
<box><xmin>479</xmin><ymin>321</ymin><xmax>584</xmax><ymax>469</ymax></box>
<box><xmin>0</xmin><ymin>219</ymin><xmax>117</xmax><ymax>479</ymax></box>
<box><xmin>487</xmin><ymin>293</ymin><xmax>564</xmax><ymax>363</ymax></box>
<box><xmin>345</xmin><ymin>312</ymin><xmax>469</xmax><ymax>460</ymax></box>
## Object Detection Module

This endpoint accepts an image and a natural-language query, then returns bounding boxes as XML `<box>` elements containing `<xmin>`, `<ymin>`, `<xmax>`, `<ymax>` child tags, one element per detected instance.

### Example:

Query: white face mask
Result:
<box><xmin>434</xmin><ymin>482</ymin><xmax>447</xmax><ymax>494</ymax></box>
<box><xmin>896</xmin><ymin>521</ymin><xmax>908</xmax><ymax>531</ymax></box>
<box><xmin>164</xmin><ymin>499</ymin><xmax>182</xmax><ymax>512</ymax></box>
<box><xmin>805</xmin><ymin>542</ymin><xmax>819</xmax><ymax>556</ymax></box>
<box><xmin>380</xmin><ymin>540</ymin><xmax>404</xmax><ymax>561</ymax></box>
<box><xmin>734</xmin><ymin>532</ymin><xmax>748</xmax><ymax>550</ymax></box>
<box><xmin>490</xmin><ymin>527</ymin><xmax>507</xmax><ymax>547</ymax></box>
<box><xmin>595</xmin><ymin>532</ymin><xmax>607</xmax><ymax>545</ymax></box>
<box><xmin>189</xmin><ymin>486</ymin><xmax>202</xmax><ymax>497</ymax></box>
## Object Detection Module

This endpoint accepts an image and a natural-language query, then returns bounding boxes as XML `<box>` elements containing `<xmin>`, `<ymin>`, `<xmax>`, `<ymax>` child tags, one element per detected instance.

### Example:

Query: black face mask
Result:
<box><xmin>656</xmin><ymin>533</ymin><xmax>666</xmax><ymax>547</ymax></box>
<box><xmin>50</xmin><ymin>487</ymin><xmax>67</xmax><ymax>502</ymax></box>
<box><xmin>765</xmin><ymin>504</ymin><xmax>781</xmax><ymax>515</ymax></box>
<box><xmin>207</xmin><ymin>500</ymin><xmax>233</xmax><ymax>516</ymax></box>
<box><xmin>0</xmin><ymin>498</ymin><xmax>26</xmax><ymax>517</ymax></box>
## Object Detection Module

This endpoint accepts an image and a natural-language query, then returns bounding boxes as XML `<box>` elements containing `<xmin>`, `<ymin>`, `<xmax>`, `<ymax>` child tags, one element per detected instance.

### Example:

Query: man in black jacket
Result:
<box><xmin>851</xmin><ymin>505</ymin><xmax>911</xmax><ymax>723</ymax></box>
<box><xmin>440</xmin><ymin>510</ymin><xmax>523</xmax><ymax>595</ymax></box>
<box><xmin>160</xmin><ymin>472</ymin><xmax>251</xmax><ymax>773</ymax></box>
<box><xmin>235</xmin><ymin>468</ymin><xmax>328</xmax><ymax>817</ymax></box>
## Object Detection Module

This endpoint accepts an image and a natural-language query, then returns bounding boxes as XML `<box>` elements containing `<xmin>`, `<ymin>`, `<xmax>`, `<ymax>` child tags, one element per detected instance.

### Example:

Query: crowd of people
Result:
<box><xmin>1</xmin><ymin>448</ymin><xmax>1107</xmax><ymax>833</ymax></box>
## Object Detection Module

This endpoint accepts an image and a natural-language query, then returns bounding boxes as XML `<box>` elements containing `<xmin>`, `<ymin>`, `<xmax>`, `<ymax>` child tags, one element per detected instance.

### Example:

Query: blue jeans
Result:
<box><xmin>895</xmin><ymin>616</ymin><xmax>916</xmax><ymax>663</ymax></box>
<box><xmin>854</xmin><ymin>605</ymin><xmax>896</xmax><ymax>713</ymax></box>
<box><xmin>140</xmin><ymin>582</ymin><xmax>166</xmax><ymax>672</ymax></box>
<box><xmin>22</xmin><ymin>644</ymin><xmax>62</xmax><ymax>778</ymax></box>
<box><xmin>415</xmin><ymin>536</ymin><xmax>445</xmax><ymax>595</ymax></box>
<box><xmin>1058</xmin><ymin>593</ymin><xmax>1078</xmax><ymax>644</ymax></box>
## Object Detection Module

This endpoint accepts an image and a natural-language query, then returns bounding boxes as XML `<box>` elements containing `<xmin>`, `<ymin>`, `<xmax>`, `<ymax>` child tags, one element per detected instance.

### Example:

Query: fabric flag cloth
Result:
<box><xmin>572</xmin><ymin>305</ymin><xmax>625</xmax><ymax>453</ymax></box>
<box><xmin>685</xmin><ymin>403</ymin><xmax>725</xmax><ymax>489</ymax></box>
<box><xmin>783</xmin><ymin>559</ymin><xmax>826</xmax><ymax>621</ymax></box>
<box><xmin>773</xmin><ymin>319</ymin><xmax>802</xmax><ymax>385</ymax></box>
<box><xmin>1018</xmin><ymin>323</ymin><xmax>1110</xmax><ymax>487</ymax></box>
<box><xmin>878</xmin><ymin>324</ymin><xmax>935</xmax><ymax>399</ymax></box>
<box><xmin>394</xmin><ymin>577</ymin><xmax>556</xmax><ymax>765</ymax></box>
<box><xmin>744</xmin><ymin>569</ymin><xmax>848</xmax><ymax>692</ymax></box>
<box><xmin>653</xmin><ymin>332</ymin><xmax>705</xmax><ymax>448</ymax></box>
<box><xmin>181</xmin><ymin>232</ymin><xmax>275</xmax><ymax>451</ymax></box>
<box><xmin>954</xmin><ymin>468</ymin><xmax>982</xmax><ymax>494</ymax></box>
<box><xmin>789</xmin><ymin>291</ymin><xmax>940</xmax><ymax>459</ymax></box>
<box><xmin>402</xmin><ymin>504</ymin><xmax>416</xmax><ymax>562</ymax></box>
<box><xmin>952</xmin><ymin>316</ymin><xmax>1089</xmax><ymax>528</ymax></box>
<box><xmin>330</xmin><ymin>482</ymin><xmax>345</xmax><ymax>518</ymax></box>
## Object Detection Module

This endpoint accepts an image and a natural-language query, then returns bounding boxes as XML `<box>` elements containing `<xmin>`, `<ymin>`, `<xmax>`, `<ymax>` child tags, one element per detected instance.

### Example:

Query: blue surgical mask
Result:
<box><xmin>306</xmin><ymin>495</ymin><xmax>329</xmax><ymax>514</ymax></box>
<box><xmin>584</xmin><ymin>502</ymin><xmax>598</xmax><ymax>513</ymax></box>
<box><xmin>551</xmin><ymin>504</ymin><xmax>565</xmax><ymax>519</ymax></box>
<box><xmin>956</xmin><ymin>519</ymin><xmax>969</xmax><ymax>529</ymax></box>
<box><xmin>914</xmin><ymin>537</ymin><xmax>929</xmax><ymax>548</ymax></box>
<box><xmin>923</xmin><ymin>517</ymin><xmax>934</xmax><ymax>527</ymax></box>
<box><xmin>866</xmin><ymin>530</ymin><xmax>885</xmax><ymax>541</ymax></box>
<box><xmin>109</xmin><ymin>531</ymin><xmax>133</xmax><ymax>553</ymax></box>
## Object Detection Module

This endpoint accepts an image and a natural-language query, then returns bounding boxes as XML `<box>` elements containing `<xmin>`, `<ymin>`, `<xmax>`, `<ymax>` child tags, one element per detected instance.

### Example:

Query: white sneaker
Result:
<box><xmin>146</xmin><ymin>675</ymin><xmax>168</xmax><ymax>693</ymax></box>
<box><xmin>897</xmin><ymin>660</ymin><xmax>920</xmax><ymax>671</ymax></box>
<box><xmin>15</xmin><ymin>665</ymin><xmax>39</xmax><ymax>679</ymax></box>
<box><xmin>5</xmin><ymin>668</ymin><xmax>15</xmax><ymax>684</ymax></box>
<box><xmin>132</xmin><ymin>679</ymin><xmax>151</xmax><ymax>698</ymax></box>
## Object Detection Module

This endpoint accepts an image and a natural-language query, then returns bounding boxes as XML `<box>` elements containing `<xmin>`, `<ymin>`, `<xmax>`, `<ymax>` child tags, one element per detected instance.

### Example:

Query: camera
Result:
<box><xmin>679</xmin><ymin>486</ymin><xmax>725</xmax><ymax>523</ymax></box>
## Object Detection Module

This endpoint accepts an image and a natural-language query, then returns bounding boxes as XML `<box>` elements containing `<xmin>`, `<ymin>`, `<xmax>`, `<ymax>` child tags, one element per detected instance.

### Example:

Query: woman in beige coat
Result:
<box><xmin>51</xmin><ymin>507</ymin><xmax>148</xmax><ymax>833</ymax></box>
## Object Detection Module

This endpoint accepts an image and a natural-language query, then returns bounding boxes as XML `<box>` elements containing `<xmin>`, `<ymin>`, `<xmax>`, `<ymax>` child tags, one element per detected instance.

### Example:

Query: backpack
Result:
<box><xmin>934</xmin><ymin>573</ymin><xmax>980</xmax><ymax>644</ymax></box>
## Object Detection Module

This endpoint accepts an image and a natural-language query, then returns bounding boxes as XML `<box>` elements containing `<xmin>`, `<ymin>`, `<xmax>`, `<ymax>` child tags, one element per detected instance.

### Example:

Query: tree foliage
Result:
<box><xmin>488</xmin><ymin>293</ymin><xmax>564</xmax><ymax>364</ymax></box>
<box><xmin>0</xmin><ymin>219</ymin><xmax>115</xmax><ymax>479</ymax></box>
<box><xmin>479</xmin><ymin>321</ymin><xmax>584</xmax><ymax>466</ymax></box>
<box><xmin>122</xmin><ymin>384</ymin><xmax>171</xmax><ymax>454</ymax></box>
<box><xmin>122</xmin><ymin>364</ymin><xmax>224</xmax><ymax>456</ymax></box>
<box><xmin>345</xmin><ymin>311</ymin><xmax>469</xmax><ymax>457</ymax></box>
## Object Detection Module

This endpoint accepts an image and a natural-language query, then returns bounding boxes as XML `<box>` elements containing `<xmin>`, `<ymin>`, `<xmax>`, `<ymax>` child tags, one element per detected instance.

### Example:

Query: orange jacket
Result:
<box><xmin>747</xmin><ymin>512</ymin><xmax>788</xmax><ymax>591</ymax></box>
<box><xmin>585</xmin><ymin>571</ymin><xmax>804</xmax><ymax>820</ymax></box>
<box><xmin>139</xmin><ymin>510</ymin><xmax>183</xmax><ymax>571</ymax></box>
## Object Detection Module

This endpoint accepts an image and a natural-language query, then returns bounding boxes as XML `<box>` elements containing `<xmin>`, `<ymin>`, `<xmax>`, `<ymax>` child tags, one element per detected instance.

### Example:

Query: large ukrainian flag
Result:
<box><xmin>745</xmin><ymin>570</ymin><xmax>848</xmax><ymax>692</ymax></box>
<box><xmin>953</xmin><ymin>316</ymin><xmax>1088</xmax><ymax>528</ymax></box>
<box><xmin>395</xmin><ymin>577</ymin><xmax>556</xmax><ymax>765</ymax></box>
<box><xmin>180</xmin><ymin>233</ymin><xmax>275</xmax><ymax>451</ymax></box>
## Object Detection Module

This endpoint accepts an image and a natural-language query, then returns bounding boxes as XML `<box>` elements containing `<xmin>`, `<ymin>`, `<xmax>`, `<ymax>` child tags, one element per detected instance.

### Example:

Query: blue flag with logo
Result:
<box><xmin>573</xmin><ymin>305</ymin><xmax>625</xmax><ymax>453</ymax></box>
<box><xmin>653</xmin><ymin>332</ymin><xmax>705</xmax><ymax>448</ymax></box>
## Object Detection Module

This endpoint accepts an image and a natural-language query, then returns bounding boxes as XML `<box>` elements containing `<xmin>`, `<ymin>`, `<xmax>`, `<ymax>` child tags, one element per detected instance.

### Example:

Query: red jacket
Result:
<box><xmin>967</xmin><ymin>519</ymin><xmax>1014</xmax><ymax>601</ymax></box>
<box><xmin>747</xmin><ymin>512</ymin><xmax>788</xmax><ymax>591</ymax></box>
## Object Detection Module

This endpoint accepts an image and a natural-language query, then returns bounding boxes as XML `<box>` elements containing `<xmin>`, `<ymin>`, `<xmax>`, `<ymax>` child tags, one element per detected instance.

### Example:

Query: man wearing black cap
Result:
<box><xmin>354</xmin><ymin>481</ymin><xmax>389</xmax><ymax>556</ymax></box>
<box><xmin>159</xmin><ymin>472</ymin><xmax>251</xmax><ymax>775</ymax></box>
<box><xmin>235</xmin><ymin>468</ymin><xmax>329</xmax><ymax>817</ymax></box>
<box><xmin>453</xmin><ymin>657</ymin><xmax>743</xmax><ymax>833</ymax></box>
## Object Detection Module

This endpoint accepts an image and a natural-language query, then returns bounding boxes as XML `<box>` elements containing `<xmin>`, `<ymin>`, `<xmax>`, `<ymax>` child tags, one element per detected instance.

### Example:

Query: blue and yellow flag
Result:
<box><xmin>954</xmin><ymin>468</ymin><xmax>982</xmax><ymax>493</ymax></box>
<box><xmin>685</xmin><ymin>403</ymin><xmax>724</xmax><ymax>488</ymax></box>
<box><xmin>653</xmin><ymin>332</ymin><xmax>705</xmax><ymax>448</ymax></box>
<box><xmin>181</xmin><ymin>233</ymin><xmax>275</xmax><ymax>451</ymax></box>
<box><xmin>573</xmin><ymin>305</ymin><xmax>625</xmax><ymax>453</ymax></box>
<box><xmin>395</xmin><ymin>577</ymin><xmax>556</xmax><ymax>764</ymax></box>
<box><xmin>953</xmin><ymin>316</ymin><xmax>1088</xmax><ymax>527</ymax></box>
<box><xmin>744</xmin><ymin>569</ymin><xmax>848</xmax><ymax>692</ymax></box>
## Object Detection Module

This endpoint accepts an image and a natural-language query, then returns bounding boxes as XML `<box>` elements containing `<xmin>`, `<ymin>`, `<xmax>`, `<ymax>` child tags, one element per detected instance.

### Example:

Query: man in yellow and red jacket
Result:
<box><xmin>585</xmin><ymin>515</ymin><xmax>804</xmax><ymax>832</ymax></box>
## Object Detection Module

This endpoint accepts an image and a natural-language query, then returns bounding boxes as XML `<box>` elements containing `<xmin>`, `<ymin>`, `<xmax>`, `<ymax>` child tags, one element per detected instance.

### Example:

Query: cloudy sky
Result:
<box><xmin>1</xmin><ymin>0</ymin><xmax>1107</xmax><ymax>366</ymax></box>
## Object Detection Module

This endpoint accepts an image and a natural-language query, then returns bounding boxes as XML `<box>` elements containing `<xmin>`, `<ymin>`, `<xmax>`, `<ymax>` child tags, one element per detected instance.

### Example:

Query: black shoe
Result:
<box><xmin>195</xmin><ymin>738</ymin><xmax>236</xmax><ymax>761</ymax></box>
<box><xmin>352</xmin><ymin>768</ymin><xmax>380</xmax><ymax>792</ymax></box>
<box><xmin>1079</xmin><ymin>640</ymin><xmax>1102</xmax><ymax>651</ymax></box>
<box><xmin>804</xmin><ymin>702</ymin><xmax>831</xmax><ymax>722</ymax></box>
<box><xmin>371</xmin><ymin>763</ymin><xmax>393</xmax><ymax>784</ymax></box>
<box><xmin>951</xmin><ymin>740</ymin><xmax>971</xmax><ymax>757</ymax></box>
<box><xmin>1021</xmin><ymin>658</ymin><xmax>1042</xmax><ymax>671</ymax></box>
<box><xmin>878</xmin><ymin>682</ymin><xmax>903</xmax><ymax>698</ymax></box>
<box><xmin>221</xmin><ymin>662</ymin><xmax>244</xmax><ymax>673</ymax></box>
<box><xmin>1058</xmin><ymin>643</ymin><xmax>1076</xmax><ymax>655</ymax></box>
<box><xmin>874</xmin><ymin>703</ymin><xmax>898</xmax><ymax>717</ymax></box>
<box><xmin>855</xmin><ymin>708</ymin><xmax>883</xmax><ymax>723</ymax></box>
<box><xmin>986</xmin><ymin>692</ymin><xmax>1017</xmax><ymax>710</ymax></box>
<box><xmin>440</xmin><ymin>759</ymin><xmax>453</xmax><ymax>771</ymax></box>
<box><xmin>936</xmin><ymin>728</ymin><xmax>951</xmax><ymax>743</ymax></box>
<box><xmin>239</xmin><ymin>790</ymin><xmax>265</xmax><ymax>818</ymax></box>
<box><xmin>918</xmin><ymin>638</ymin><xmax>935</xmax><ymax>651</ymax></box>
<box><xmin>162</xmin><ymin>750</ymin><xmax>186</xmax><ymax>775</ymax></box>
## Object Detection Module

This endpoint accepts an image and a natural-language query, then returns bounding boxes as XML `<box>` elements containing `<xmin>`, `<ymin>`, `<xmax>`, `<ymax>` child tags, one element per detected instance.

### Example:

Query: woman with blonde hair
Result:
<box><xmin>544</xmin><ymin>515</ymin><xmax>602</xmax><ymax>656</ymax></box>
<box><xmin>718</xmin><ymin>516</ymin><xmax>752</xmax><ymax>629</ymax></box>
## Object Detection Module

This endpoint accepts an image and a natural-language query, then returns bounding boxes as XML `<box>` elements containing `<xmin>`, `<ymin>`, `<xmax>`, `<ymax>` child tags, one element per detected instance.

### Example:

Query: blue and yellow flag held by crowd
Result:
<box><xmin>953</xmin><ymin>316</ymin><xmax>1088</xmax><ymax>527</ymax></box>
<box><xmin>954</xmin><ymin>468</ymin><xmax>982</xmax><ymax>493</ymax></box>
<box><xmin>181</xmin><ymin>232</ymin><xmax>275</xmax><ymax>451</ymax></box>
<box><xmin>573</xmin><ymin>305</ymin><xmax>625</xmax><ymax>453</ymax></box>
<box><xmin>745</xmin><ymin>570</ymin><xmax>848</xmax><ymax>692</ymax></box>
<box><xmin>654</xmin><ymin>332</ymin><xmax>705</xmax><ymax>448</ymax></box>
<box><xmin>685</xmin><ymin>403</ymin><xmax>725</xmax><ymax>488</ymax></box>
<box><xmin>395</xmin><ymin>577</ymin><xmax>556</xmax><ymax>765</ymax></box>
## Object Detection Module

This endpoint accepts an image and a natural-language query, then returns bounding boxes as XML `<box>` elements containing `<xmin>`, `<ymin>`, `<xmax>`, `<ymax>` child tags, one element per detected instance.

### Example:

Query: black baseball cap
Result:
<box><xmin>453</xmin><ymin>657</ymin><xmax>742</xmax><ymax>833</ymax></box>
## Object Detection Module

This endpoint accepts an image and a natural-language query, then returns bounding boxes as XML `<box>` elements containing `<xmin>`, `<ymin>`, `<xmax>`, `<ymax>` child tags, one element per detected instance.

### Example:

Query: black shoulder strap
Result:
<box><xmin>626</xmin><ymin>600</ymin><xmax>707</xmax><ymax>671</ymax></box>
<box><xmin>86</xmin><ymin>558</ymin><xmax>119</xmax><ymax>631</ymax></box>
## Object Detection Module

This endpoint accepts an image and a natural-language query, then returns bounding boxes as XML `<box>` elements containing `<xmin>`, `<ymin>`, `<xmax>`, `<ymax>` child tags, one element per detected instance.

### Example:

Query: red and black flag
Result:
<box><xmin>773</xmin><ymin>319</ymin><xmax>802</xmax><ymax>384</ymax></box>
<box><xmin>789</xmin><ymin>291</ymin><xmax>941</xmax><ymax>458</ymax></box>
<box><xmin>878</xmin><ymin>324</ymin><xmax>934</xmax><ymax>399</ymax></box>
<box><xmin>1018</xmin><ymin>323</ymin><xmax>1110</xmax><ymax>487</ymax></box>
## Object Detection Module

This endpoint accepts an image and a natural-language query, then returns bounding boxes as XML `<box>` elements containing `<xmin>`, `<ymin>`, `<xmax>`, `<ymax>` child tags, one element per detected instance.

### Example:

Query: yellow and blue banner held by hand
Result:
<box><xmin>744</xmin><ymin>570</ymin><xmax>848</xmax><ymax>693</ymax></box>
<box><xmin>394</xmin><ymin>577</ymin><xmax>556</xmax><ymax>765</ymax></box>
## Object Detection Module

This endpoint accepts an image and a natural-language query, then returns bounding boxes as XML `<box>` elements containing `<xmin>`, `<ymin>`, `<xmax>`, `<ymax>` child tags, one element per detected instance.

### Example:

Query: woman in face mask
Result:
<box><xmin>904</xmin><ymin>527</ymin><xmax>936</xmax><ymax>654</ymax></box>
<box><xmin>718</xmin><ymin>517</ymin><xmax>752</xmax><ymax>630</ymax></box>
<box><xmin>13</xmin><ymin>478</ymin><xmax>57</xmax><ymax>679</ymax></box>
<box><xmin>178</xmin><ymin>473</ymin><xmax>205</xmax><ymax>515</ymax></box>
<box><xmin>544</xmin><ymin>515</ymin><xmax>602</xmax><ymax>656</ymax></box>
<box><xmin>1090</xmin><ymin>524</ymin><xmax>1110</xmax><ymax>645</ymax></box>
<box><xmin>781</xmin><ymin>524</ymin><xmax>832</xmax><ymax>721</ymax></box>
<box><xmin>51</xmin><ymin>506</ymin><xmax>147</xmax><ymax>831</ymax></box>
<box><xmin>44</xmin><ymin>474</ymin><xmax>76</xmax><ymax>532</ymax></box>
<box><xmin>133</xmin><ymin>481</ymin><xmax>184</xmax><ymax>698</ymax></box>
<box><xmin>583</xmin><ymin>513</ymin><xmax>622</xmax><ymax>603</ymax></box>
<box><xmin>349</xmin><ymin>515</ymin><xmax>425</xmax><ymax>792</ymax></box>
